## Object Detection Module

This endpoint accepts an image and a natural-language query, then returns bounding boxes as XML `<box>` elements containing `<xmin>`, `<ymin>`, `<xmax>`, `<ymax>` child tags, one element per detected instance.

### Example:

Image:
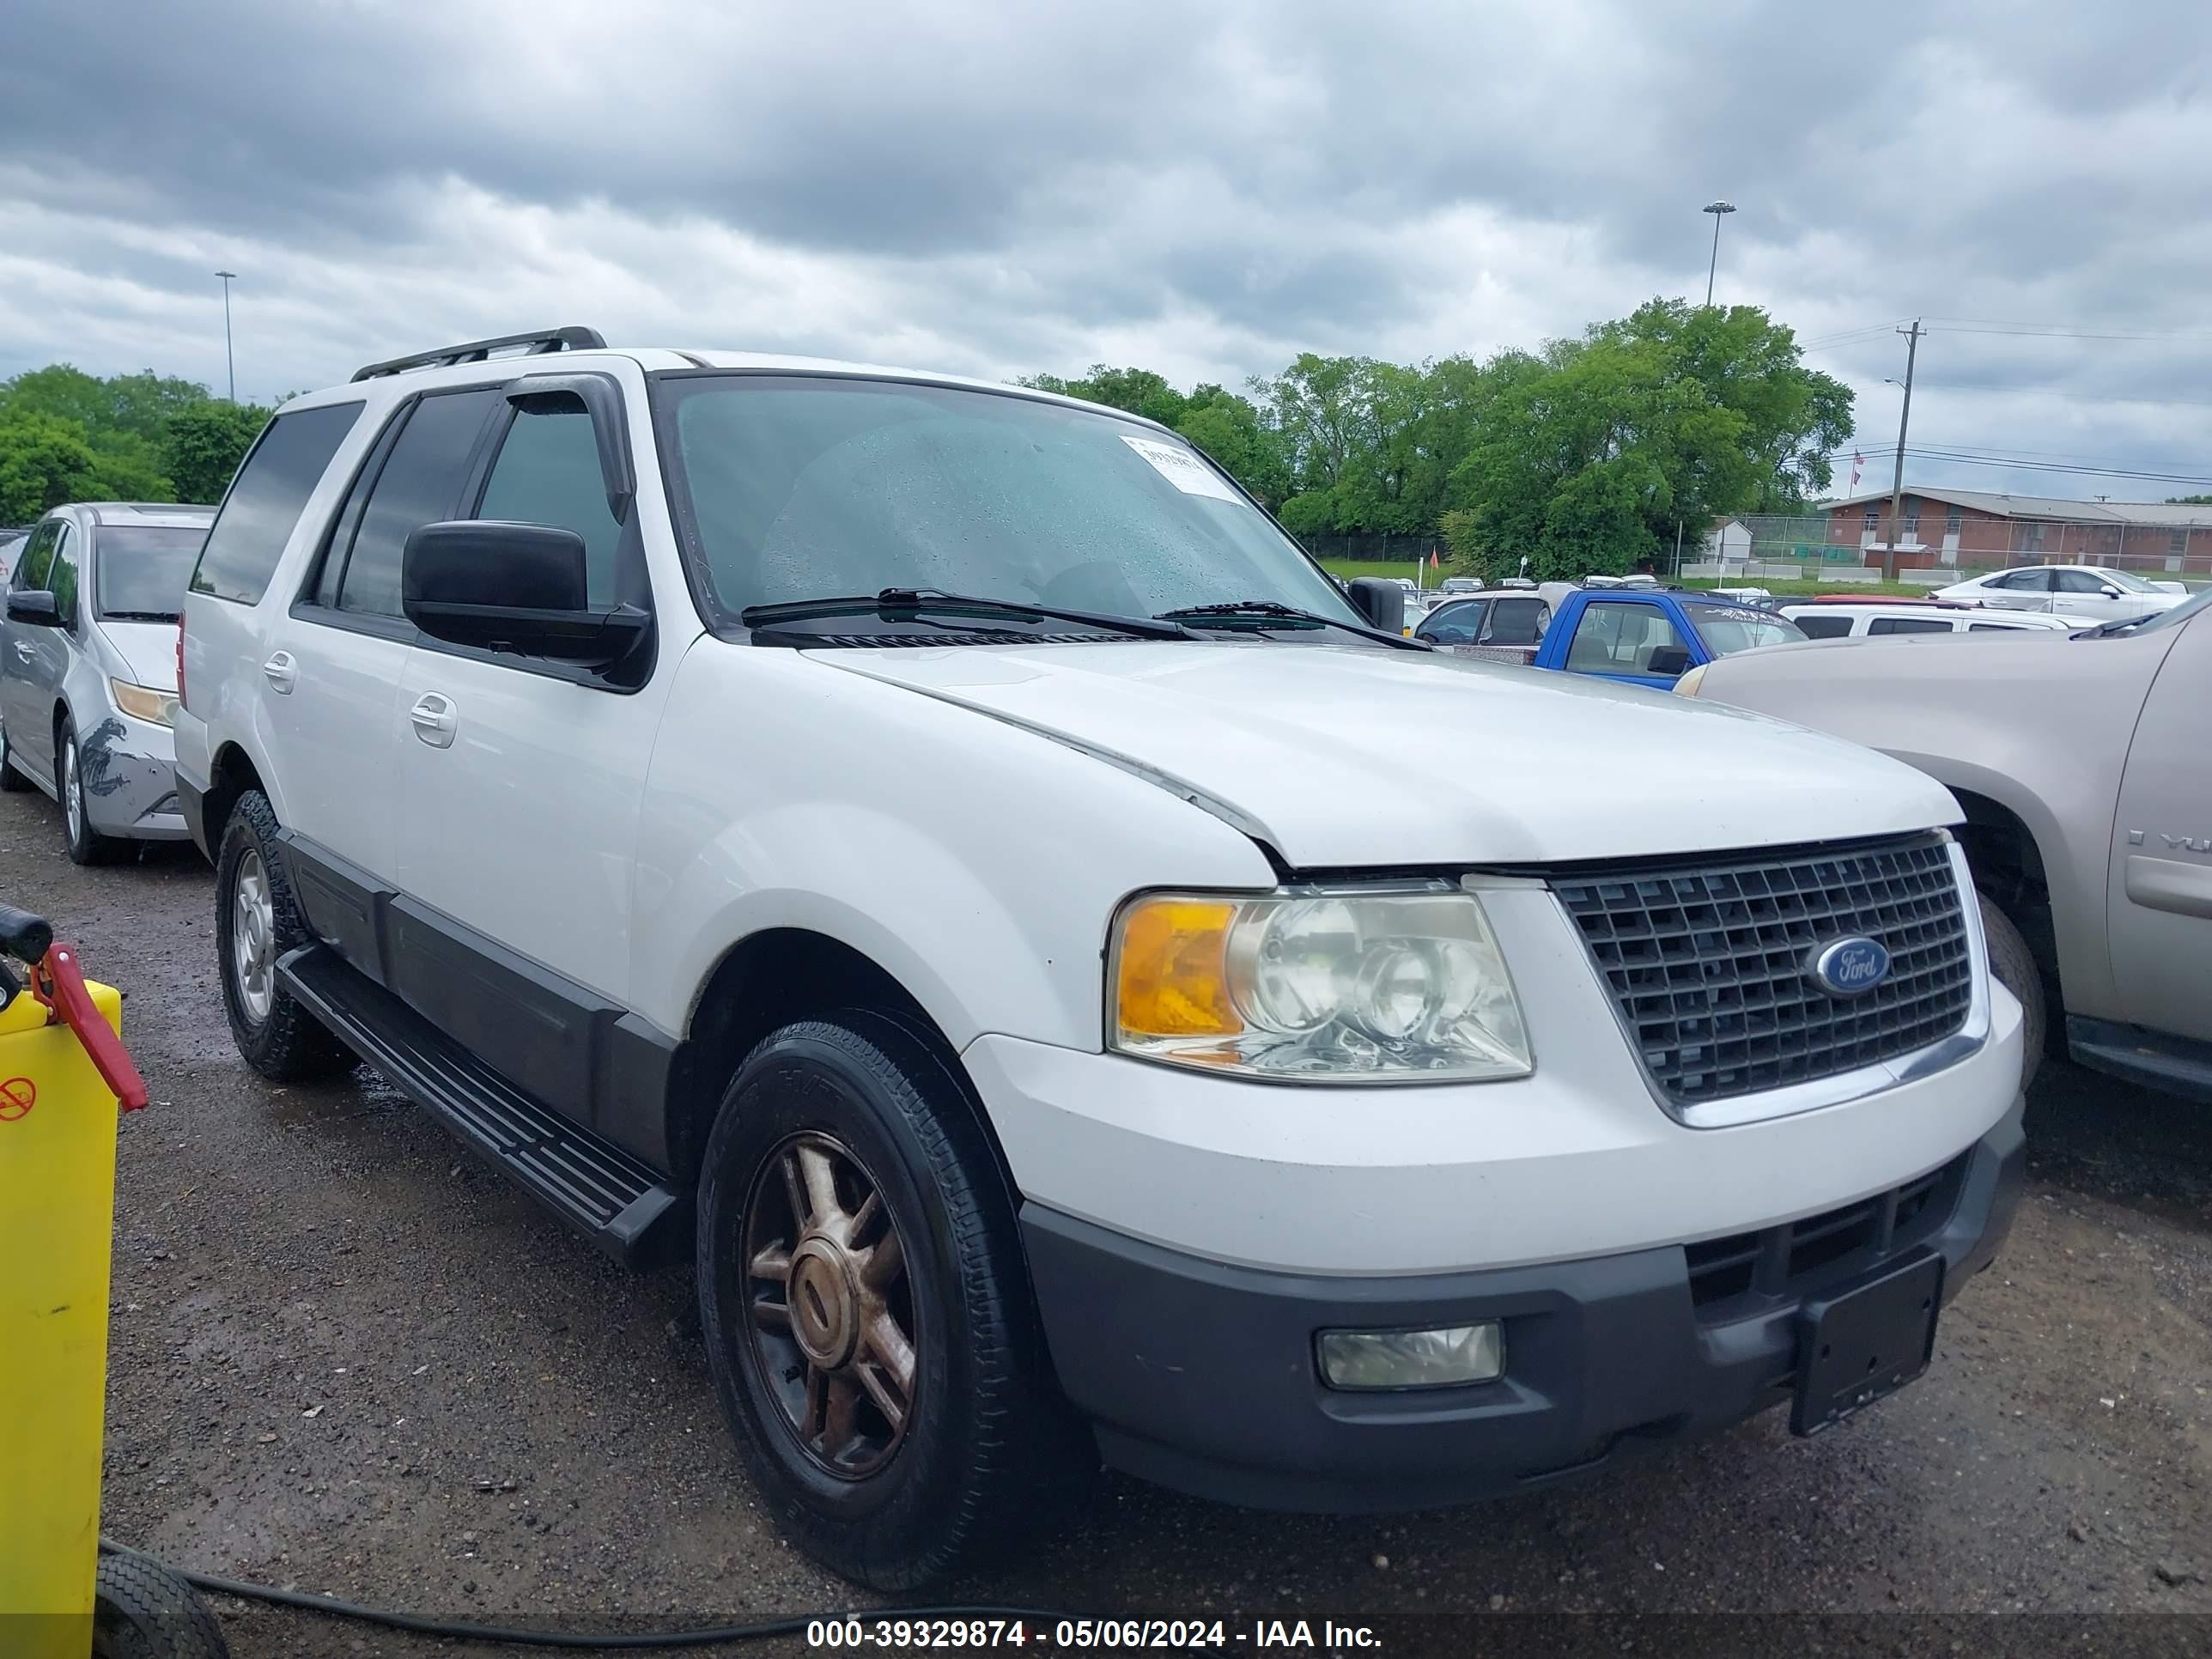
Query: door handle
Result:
<box><xmin>262</xmin><ymin>652</ymin><xmax>297</xmax><ymax>694</ymax></box>
<box><xmin>409</xmin><ymin>692</ymin><xmax>458</xmax><ymax>749</ymax></box>
<box><xmin>11</xmin><ymin>643</ymin><xmax>33</xmax><ymax>663</ymax></box>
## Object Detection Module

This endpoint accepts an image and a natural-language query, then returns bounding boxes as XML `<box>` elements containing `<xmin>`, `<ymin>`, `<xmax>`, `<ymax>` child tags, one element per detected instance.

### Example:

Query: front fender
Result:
<box><xmin>628</xmin><ymin>641</ymin><xmax>1276</xmax><ymax>1049</ymax></box>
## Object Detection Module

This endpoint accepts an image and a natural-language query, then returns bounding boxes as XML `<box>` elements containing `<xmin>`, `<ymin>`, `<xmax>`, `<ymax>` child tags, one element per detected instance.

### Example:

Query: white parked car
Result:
<box><xmin>174</xmin><ymin>328</ymin><xmax>2025</xmax><ymax>1587</ymax></box>
<box><xmin>1778</xmin><ymin>603</ymin><xmax>2082</xmax><ymax>641</ymax></box>
<box><xmin>1933</xmin><ymin>564</ymin><xmax>2188</xmax><ymax>623</ymax></box>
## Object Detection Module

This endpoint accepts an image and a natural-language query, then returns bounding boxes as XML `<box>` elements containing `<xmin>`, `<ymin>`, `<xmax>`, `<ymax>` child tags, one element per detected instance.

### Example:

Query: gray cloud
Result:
<box><xmin>7</xmin><ymin>0</ymin><xmax>2212</xmax><ymax>496</ymax></box>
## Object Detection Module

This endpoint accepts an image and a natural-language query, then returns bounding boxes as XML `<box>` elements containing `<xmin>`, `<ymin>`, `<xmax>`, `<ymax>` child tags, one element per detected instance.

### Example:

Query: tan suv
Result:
<box><xmin>1678</xmin><ymin>588</ymin><xmax>2212</xmax><ymax>1099</ymax></box>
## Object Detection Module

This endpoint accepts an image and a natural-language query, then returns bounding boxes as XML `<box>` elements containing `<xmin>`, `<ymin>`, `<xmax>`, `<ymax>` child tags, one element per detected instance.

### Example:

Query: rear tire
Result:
<box><xmin>60</xmin><ymin>717</ymin><xmax>130</xmax><ymax>865</ymax></box>
<box><xmin>215</xmin><ymin>789</ymin><xmax>353</xmax><ymax>1081</ymax></box>
<box><xmin>93</xmin><ymin>1552</ymin><xmax>232</xmax><ymax>1658</ymax></box>
<box><xmin>1978</xmin><ymin>892</ymin><xmax>2045</xmax><ymax>1093</ymax></box>
<box><xmin>696</xmin><ymin>1012</ymin><xmax>1077</xmax><ymax>1588</ymax></box>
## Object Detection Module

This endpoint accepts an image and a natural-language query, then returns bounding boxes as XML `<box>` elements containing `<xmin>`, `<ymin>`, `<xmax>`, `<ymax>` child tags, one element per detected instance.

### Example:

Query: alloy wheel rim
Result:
<box><xmin>740</xmin><ymin>1129</ymin><xmax>917</xmax><ymax>1479</ymax></box>
<box><xmin>232</xmin><ymin>850</ymin><xmax>276</xmax><ymax>1025</ymax></box>
<box><xmin>63</xmin><ymin>744</ymin><xmax>82</xmax><ymax>838</ymax></box>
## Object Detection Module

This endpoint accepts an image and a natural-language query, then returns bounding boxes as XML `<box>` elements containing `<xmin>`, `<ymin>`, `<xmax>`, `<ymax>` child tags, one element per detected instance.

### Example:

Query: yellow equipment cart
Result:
<box><xmin>0</xmin><ymin>904</ymin><xmax>229</xmax><ymax>1658</ymax></box>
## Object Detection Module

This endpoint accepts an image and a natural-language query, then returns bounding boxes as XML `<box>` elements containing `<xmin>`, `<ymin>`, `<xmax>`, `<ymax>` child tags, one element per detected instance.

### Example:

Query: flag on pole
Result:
<box><xmin>1850</xmin><ymin>451</ymin><xmax>1864</xmax><ymax>489</ymax></box>
<box><xmin>1430</xmin><ymin>550</ymin><xmax>1440</xmax><ymax>568</ymax></box>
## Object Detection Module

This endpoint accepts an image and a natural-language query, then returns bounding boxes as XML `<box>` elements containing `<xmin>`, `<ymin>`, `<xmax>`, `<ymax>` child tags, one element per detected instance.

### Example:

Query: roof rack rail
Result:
<box><xmin>350</xmin><ymin>326</ymin><xmax>607</xmax><ymax>383</ymax></box>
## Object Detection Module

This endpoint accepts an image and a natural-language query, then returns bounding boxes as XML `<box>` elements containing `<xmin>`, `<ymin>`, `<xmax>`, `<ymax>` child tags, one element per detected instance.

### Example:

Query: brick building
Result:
<box><xmin>1822</xmin><ymin>488</ymin><xmax>2212</xmax><ymax>574</ymax></box>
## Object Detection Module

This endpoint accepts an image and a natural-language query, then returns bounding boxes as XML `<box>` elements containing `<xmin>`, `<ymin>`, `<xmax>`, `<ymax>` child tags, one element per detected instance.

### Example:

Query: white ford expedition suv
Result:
<box><xmin>176</xmin><ymin>328</ymin><xmax>2025</xmax><ymax>1587</ymax></box>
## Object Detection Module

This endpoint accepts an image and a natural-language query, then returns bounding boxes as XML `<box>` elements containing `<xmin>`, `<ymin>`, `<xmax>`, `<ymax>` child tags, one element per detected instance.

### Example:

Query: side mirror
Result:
<box><xmin>1346</xmin><ymin>577</ymin><xmax>1406</xmax><ymax>635</ymax></box>
<box><xmin>6</xmin><ymin>591</ymin><xmax>59</xmax><ymax>627</ymax></box>
<box><xmin>402</xmin><ymin>521</ymin><xmax>647</xmax><ymax>667</ymax></box>
<box><xmin>2099</xmin><ymin>586</ymin><xmax>2123</xmax><ymax>599</ymax></box>
<box><xmin>1644</xmin><ymin>643</ymin><xmax>1692</xmax><ymax>678</ymax></box>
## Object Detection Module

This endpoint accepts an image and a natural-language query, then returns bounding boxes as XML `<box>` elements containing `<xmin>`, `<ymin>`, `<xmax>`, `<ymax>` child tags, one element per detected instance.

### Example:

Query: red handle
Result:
<box><xmin>32</xmin><ymin>942</ymin><xmax>150</xmax><ymax>1112</ymax></box>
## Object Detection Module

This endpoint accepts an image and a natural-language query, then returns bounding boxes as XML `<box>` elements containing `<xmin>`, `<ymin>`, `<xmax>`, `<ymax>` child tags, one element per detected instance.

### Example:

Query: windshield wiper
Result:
<box><xmin>100</xmin><ymin>610</ymin><xmax>178</xmax><ymax>623</ymax></box>
<box><xmin>740</xmin><ymin>587</ymin><xmax>1196</xmax><ymax>641</ymax></box>
<box><xmin>1158</xmin><ymin>599</ymin><xmax>1430</xmax><ymax>652</ymax></box>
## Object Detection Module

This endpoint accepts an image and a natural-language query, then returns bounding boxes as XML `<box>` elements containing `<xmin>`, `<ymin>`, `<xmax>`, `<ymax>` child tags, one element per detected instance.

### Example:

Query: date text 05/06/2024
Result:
<box><xmin>805</xmin><ymin>1619</ymin><xmax>1383</xmax><ymax>1650</ymax></box>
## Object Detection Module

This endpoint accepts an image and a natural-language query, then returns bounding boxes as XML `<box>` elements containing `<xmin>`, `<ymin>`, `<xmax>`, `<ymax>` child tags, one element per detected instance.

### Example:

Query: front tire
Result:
<box><xmin>215</xmin><ymin>790</ymin><xmax>352</xmax><ymax>1080</ymax></box>
<box><xmin>696</xmin><ymin>1012</ymin><xmax>1074</xmax><ymax>1588</ymax></box>
<box><xmin>1978</xmin><ymin>892</ymin><xmax>2045</xmax><ymax>1093</ymax></box>
<box><xmin>60</xmin><ymin>717</ymin><xmax>130</xmax><ymax>865</ymax></box>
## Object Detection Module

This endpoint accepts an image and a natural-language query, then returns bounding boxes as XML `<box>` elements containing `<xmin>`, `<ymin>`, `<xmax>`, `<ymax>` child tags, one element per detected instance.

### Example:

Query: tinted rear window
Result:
<box><xmin>1790</xmin><ymin>614</ymin><xmax>1855</xmax><ymax>639</ymax></box>
<box><xmin>190</xmin><ymin>403</ymin><xmax>363</xmax><ymax>604</ymax></box>
<box><xmin>1869</xmin><ymin>616</ymin><xmax>1953</xmax><ymax>635</ymax></box>
<box><xmin>95</xmin><ymin>526</ymin><xmax>208</xmax><ymax>619</ymax></box>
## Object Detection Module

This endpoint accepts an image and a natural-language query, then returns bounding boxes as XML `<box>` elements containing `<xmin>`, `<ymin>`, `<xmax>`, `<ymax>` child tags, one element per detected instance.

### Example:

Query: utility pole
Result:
<box><xmin>215</xmin><ymin>270</ymin><xmax>238</xmax><ymax>402</ymax></box>
<box><xmin>1884</xmin><ymin>319</ymin><xmax>1923</xmax><ymax>582</ymax></box>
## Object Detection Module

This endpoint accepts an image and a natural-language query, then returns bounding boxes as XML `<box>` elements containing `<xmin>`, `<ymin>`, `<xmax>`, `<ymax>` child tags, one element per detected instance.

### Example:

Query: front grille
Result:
<box><xmin>1685</xmin><ymin>1152</ymin><xmax>1968</xmax><ymax>1320</ymax></box>
<box><xmin>1553</xmin><ymin>833</ymin><xmax>1973</xmax><ymax>1111</ymax></box>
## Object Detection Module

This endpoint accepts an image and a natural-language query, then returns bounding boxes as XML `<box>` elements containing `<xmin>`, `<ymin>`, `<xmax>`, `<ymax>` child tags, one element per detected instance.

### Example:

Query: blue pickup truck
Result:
<box><xmin>1415</xmin><ymin>582</ymin><xmax>1806</xmax><ymax>689</ymax></box>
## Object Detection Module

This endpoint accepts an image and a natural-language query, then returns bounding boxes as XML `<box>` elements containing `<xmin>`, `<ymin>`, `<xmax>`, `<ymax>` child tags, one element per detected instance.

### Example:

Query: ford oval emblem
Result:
<box><xmin>1809</xmin><ymin>936</ymin><xmax>1891</xmax><ymax>997</ymax></box>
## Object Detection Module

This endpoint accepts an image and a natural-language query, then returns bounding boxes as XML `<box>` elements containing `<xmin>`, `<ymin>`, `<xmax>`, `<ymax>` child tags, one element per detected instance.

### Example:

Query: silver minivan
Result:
<box><xmin>1</xmin><ymin>502</ymin><xmax>214</xmax><ymax>862</ymax></box>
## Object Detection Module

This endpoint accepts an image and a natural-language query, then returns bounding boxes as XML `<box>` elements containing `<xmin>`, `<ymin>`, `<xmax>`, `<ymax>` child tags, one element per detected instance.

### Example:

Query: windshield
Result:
<box><xmin>659</xmin><ymin>375</ymin><xmax>1358</xmax><ymax>628</ymax></box>
<box><xmin>95</xmin><ymin>525</ymin><xmax>209</xmax><ymax>619</ymax></box>
<box><xmin>1691</xmin><ymin>605</ymin><xmax>1806</xmax><ymax>655</ymax></box>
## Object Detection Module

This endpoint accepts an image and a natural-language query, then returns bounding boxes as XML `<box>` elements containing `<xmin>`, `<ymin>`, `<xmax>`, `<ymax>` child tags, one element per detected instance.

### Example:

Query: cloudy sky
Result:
<box><xmin>6</xmin><ymin>0</ymin><xmax>2212</xmax><ymax>500</ymax></box>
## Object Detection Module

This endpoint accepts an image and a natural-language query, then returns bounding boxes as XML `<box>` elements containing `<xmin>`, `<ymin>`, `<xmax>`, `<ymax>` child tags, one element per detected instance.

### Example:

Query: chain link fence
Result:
<box><xmin>1697</xmin><ymin>513</ymin><xmax>2212</xmax><ymax>586</ymax></box>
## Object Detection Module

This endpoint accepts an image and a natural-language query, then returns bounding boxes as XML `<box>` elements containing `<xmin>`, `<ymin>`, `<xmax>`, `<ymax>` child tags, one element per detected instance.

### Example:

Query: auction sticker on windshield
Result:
<box><xmin>1121</xmin><ymin>434</ymin><xmax>1242</xmax><ymax>501</ymax></box>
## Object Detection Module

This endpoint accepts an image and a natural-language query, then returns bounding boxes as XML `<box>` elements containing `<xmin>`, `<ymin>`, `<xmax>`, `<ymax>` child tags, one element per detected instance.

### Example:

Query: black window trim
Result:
<box><xmin>642</xmin><ymin>364</ymin><xmax>1347</xmax><ymax>644</ymax></box>
<box><xmin>48</xmin><ymin>520</ymin><xmax>82</xmax><ymax>633</ymax></box>
<box><xmin>289</xmin><ymin>380</ymin><xmax>657</xmax><ymax>694</ymax></box>
<box><xmin>187</xmin><ymin>398</ymin><xmax>365</xmax><ymax>607</ymax></box>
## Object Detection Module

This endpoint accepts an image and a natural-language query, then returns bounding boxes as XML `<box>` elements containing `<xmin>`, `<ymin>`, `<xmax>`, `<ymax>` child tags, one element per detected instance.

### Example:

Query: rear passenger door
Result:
<box><xmin>266</xmin><ymin>386</ymin><xmax>505</xmax><ymax>890</ymax></box>
<box><xmin>389</xmin><ymin>374</ymin><xmax>678</xmax><ymax>1142</ymax></box>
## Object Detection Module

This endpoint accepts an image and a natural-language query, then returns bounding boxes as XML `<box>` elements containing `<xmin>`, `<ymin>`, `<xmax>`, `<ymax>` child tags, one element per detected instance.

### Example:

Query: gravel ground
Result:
<box><xmin>3</xmin><ymin>787</ymin><xmax>2208</xmax><ymax>1656</ymax></box>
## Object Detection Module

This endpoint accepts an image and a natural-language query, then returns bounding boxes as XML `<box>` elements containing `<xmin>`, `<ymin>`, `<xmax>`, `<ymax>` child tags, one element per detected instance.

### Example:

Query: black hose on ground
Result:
<box><xmin>100</xmin><ymin>1536</ymin><xmax>1069</xmax><ymax>1650</ymax></box>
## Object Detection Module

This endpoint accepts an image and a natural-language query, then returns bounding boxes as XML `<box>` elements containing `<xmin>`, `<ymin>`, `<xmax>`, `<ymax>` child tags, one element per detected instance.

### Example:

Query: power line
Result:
<box><xmin>1826</xmin><ymin>443</ymin><xmax>2212</xmax><ymax>489</ymax></box>
<box><xmin>1913</xmin><ymin>380</ymin><xmax>2212</xmax><ymax>411</ymax></box>
<box><xmin>1924</xmin><ymin>318</ymin><xmax>2212</xmax><ymax>343</ymax></box>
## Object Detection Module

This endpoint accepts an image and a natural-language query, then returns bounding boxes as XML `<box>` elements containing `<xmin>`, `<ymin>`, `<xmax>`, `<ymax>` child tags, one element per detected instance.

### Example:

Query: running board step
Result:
<box><xmin>278</xmin><ymin>945</ymin><xmax>681</xmax><ymax>1266</ymax></box>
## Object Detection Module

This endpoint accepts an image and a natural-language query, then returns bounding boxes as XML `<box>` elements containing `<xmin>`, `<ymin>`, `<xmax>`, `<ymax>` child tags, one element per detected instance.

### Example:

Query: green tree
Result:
<box><xmin>1445</xmin><ymin>303</ymin><xmax>1853</xmax><ymax>578</ymax></box>
<box><xmin>163</xmin><ymin>400</ymin><xmax>270</xmax><ymax>503</ymax></box>
<box><xmin>0</xmin><ymin>410</ymin><xmax>106</xmax><ymax>521</ymax></box>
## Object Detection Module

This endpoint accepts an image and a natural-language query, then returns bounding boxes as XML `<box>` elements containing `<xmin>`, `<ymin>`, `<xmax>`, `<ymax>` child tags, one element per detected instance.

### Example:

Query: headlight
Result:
<box><xmin>1673</xmin><ymin>664</ymin><xmax>1708</xmax><ymax>698</ymax></box>
<box><xmin>110</xmin><ymin>679</ymin><xmax>177</xmax><ymax>727</ymax></box>
<box><xmin>1110</xmin><ymin>884</ymin><xmax>1533</xmax><ymax>1082</ymax></box>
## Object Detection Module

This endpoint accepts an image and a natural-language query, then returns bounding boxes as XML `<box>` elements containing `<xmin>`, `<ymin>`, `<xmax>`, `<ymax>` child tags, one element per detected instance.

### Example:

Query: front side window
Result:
<box><xmin>330</xmin><ymin>389</ymin><xmax>501</xmax><ymax>619</ymax></box>
<box><xmin>94</xmin><ymin>526</ymin><xmax>208</xmax><ymax>620</ymax></box>
<box><xmin>1418</xmin><ymin>600</ymin><xmax>1486</xmax><ymax>645</ymax></box>
<box><xmin>1869</xmin><ymin>616</ymin><xmax>1953</xmax><ymax>635</ymax></box>
<box><xmin>659</xmin><ymin>375</ymin><xmax>1355</xmax><ymax>628</ymax></box>
<box><xmin>11</xmin><ymin>521</ymin><xmax>58</xmax><ymax>592</ymax></box>
<box><xmin>475</xmin><ymin>407</ymin><xmax>622</xmax><ymax>607</ymax></box>
<box><xmin>191</xmin><ymin>402</ymin><xmax>362</xmax><ymax>605</ymax></box>
<box><xmin>1564</xmin><ymin>601</ymin><xmax>1692</xmax><ymax>675</ymax></box>
<box><xmin>47</xmin><ymin>526</ymin><xmax>81</xmax><ymax>627</ymax></box>
<box><xmin>2053</xmin><ymin>568</ymin><xmax>2115</xmax><ymax>595</ymax></box>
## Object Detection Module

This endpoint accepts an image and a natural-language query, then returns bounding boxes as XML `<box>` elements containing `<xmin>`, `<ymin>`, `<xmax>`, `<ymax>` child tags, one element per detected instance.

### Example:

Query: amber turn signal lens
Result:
<box><xmin>1115</xmin><ymin>897</ymin><xmax>1241</xmax><ymax>1039</ymax></box>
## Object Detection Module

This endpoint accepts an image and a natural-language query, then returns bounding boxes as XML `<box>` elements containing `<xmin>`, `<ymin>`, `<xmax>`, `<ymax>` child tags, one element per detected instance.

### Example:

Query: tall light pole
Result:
<box><xmin>1701</xmin><ymin>200</ymin><xmax>1735</xmax><ymax>307</ymax></box>
<box><xmin>214</xmin><ymin>270</ymin><xmax>238</xmax><ymax>402</ymax></box>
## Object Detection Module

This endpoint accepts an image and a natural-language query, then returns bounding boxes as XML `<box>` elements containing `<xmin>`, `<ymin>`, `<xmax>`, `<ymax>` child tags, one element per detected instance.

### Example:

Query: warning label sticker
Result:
<box><xmin>1121</xmin><ymin>434</ymin><xmax>1242</xmax><ymax>501</ymax></box>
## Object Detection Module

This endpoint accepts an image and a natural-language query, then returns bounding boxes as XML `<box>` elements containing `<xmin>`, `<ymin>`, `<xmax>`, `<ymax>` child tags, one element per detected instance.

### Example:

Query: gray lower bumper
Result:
<box><xmin>78</xmin><ymin>716</ymin><xmax>188</xmax><ymax>841</ymax></box>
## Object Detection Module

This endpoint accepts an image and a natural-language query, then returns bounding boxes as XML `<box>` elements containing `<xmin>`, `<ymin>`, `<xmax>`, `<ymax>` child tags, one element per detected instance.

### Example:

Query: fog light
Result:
<box><xmin>1317</xmin><ymin>1322</ymin><xmax>1504</xmax><ymax>1390</ymax></box>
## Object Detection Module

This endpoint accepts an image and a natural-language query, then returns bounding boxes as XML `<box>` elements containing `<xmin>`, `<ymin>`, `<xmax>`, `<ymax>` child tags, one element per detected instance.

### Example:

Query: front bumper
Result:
<box><xmin>1023</xmin><ymin>1099</ymin><xmax>2024</xmax><ymax>1512</ymax></box>
<box><xmin>76</xmin><ymin>712</ymin><xmax>188</xmax><ymax>842</ymax></box>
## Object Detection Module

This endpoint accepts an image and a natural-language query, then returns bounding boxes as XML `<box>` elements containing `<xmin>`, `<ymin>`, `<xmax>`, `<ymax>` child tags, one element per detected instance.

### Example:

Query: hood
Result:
<box><xmin>809</xmin><ymin>640</ymin><xmax>1960</xmax><ymax>866</ymax></box>
<box><xmin>97</xmin><ymin>618</ymin><xmax>179</xmax><ymax>692</ymax></box>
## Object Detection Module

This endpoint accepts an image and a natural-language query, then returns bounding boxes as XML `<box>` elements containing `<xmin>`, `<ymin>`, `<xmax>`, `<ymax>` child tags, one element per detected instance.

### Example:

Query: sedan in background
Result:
<box><xmin>1934</xmin><ymin>564</ymin><xmax>2189</xmax><ymax>623</ymax></box>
